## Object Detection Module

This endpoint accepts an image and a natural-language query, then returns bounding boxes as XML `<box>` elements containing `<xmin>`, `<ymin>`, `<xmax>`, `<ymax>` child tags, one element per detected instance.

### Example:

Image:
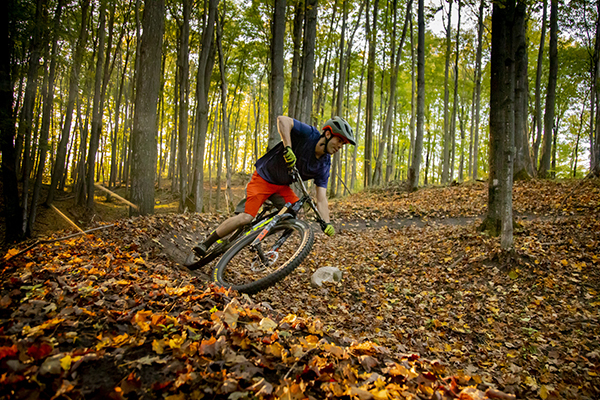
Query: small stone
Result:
<box><xmin>311</xmin><ymin>267</ymin><xmax>342</xmax><ymax>287</ymax></box>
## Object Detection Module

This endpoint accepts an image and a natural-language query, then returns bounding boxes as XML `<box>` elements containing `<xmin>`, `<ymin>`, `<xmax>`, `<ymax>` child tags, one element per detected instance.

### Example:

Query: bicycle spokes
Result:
<box><xmin>219</xmin><ymin>224</ymin><xmax>304</xmax><ymax>287</ymax></box>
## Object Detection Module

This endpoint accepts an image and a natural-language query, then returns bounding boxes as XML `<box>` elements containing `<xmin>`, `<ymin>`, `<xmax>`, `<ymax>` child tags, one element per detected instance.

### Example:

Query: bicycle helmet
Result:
<box><xmin>321</xmin><ymin>116</ymin><xmax>356</xmax><ymax>146</ymax></box>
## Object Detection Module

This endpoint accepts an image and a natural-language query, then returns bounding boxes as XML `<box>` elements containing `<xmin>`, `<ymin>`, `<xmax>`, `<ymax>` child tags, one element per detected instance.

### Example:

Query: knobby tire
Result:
<box><xmin>213</xmin><ymin>219</ymin><xmax>314</xmax><ymax>294</ymax></box>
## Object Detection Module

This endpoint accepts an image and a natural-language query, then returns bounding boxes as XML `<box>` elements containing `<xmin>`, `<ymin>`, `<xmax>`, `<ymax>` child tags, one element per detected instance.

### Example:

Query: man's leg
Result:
<box><xmin>194</xmin><ymin>171</ymin><xmax>272</xmax><ymax>257</ymax></box>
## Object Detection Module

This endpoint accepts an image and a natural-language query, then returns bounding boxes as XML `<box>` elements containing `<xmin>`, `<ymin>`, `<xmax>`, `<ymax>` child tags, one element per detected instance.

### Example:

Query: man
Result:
<box><xmin>193</xmin><ymin>115</ymin><xmax>355</xmax><ymax>257</ymax></box>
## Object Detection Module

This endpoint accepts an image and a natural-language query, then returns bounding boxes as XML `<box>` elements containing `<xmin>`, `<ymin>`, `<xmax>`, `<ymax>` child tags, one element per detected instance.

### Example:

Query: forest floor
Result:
<box><xmin>0</xmin><ymin>178</ymin><xmax>599</xmax><ymax>399</ymax></box>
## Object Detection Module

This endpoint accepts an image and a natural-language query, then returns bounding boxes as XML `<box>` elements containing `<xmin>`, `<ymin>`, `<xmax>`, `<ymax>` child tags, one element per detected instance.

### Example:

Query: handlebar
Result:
<box><xmin>288</xmin><ymin>167</ymin><xmax>326</xmax><ymax>226</ymax></box>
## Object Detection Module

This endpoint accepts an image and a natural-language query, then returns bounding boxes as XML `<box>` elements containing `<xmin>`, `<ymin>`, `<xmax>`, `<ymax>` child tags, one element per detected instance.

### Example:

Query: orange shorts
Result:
<box><xmin>244</xmin><ymin>171</ymin><xmax>299</xmax><ymax>217</ymax></box>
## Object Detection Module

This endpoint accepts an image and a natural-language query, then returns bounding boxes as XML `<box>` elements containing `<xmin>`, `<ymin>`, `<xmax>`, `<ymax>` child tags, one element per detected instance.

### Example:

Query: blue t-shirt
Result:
<box><xmin>255</xmin><ymin>119</ymin><xmax>331</xmax><ymax>188</ymax></box>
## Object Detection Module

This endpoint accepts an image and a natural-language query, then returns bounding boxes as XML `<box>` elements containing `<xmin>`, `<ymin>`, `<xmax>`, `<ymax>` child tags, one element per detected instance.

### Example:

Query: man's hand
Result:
<box><xmin>283</xmin><ymin>146</ymin><xmax>296</xmax><ymax>168</ymax></box>
<box><xmin>323</xmin><ymin>223</ymin><xmax>335</xmax><ymax>237</ymax></box>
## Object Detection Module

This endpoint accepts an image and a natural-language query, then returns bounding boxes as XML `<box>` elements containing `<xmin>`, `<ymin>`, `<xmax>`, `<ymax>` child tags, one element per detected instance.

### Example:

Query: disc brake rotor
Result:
<box><xmin>250</xmin><ymin>250</ymin><xmax>279</xmax><ymax>272</ymax></box>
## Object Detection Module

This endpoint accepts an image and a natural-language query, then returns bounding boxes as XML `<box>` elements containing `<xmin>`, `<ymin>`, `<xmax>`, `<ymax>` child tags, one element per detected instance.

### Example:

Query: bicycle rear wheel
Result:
<box><xmin>213</xmin><ymin>219</ymin><xmax>314</xmax><ymax>294</ymax></box>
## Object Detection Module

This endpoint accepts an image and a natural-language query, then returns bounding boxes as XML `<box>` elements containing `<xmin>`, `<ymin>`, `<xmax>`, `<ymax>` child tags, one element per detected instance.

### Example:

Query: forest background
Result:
<box><xmin>0</xmin><ymin>0</ymin><xmax>599</xmax><ymax>243</ymax></box>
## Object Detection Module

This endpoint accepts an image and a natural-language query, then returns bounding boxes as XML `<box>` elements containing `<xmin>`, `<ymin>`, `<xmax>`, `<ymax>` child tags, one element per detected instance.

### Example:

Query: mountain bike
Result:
<box><xmin>185</xmin><ymin>167</ymin><xmax>327</xmax><ymax>294</ymax></box>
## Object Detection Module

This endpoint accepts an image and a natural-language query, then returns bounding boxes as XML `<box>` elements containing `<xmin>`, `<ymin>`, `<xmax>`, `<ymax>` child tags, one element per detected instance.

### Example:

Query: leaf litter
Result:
<box><xmin>0</xmin><ymin>179</ymin><xmax>599</xmax><ymax>399</ymax></box>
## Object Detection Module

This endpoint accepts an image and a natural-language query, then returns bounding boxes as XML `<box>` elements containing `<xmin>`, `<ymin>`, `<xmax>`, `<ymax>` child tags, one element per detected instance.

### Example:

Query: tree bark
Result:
<box><xmin>193</xmin><ymin>0</ymin><xmax>218</xmax><ymax>213</ymax></box>
<box><xmin>300</xmin><ymin>0</ymin><xmax>318</xmax><ymax>125</ymax></box>
<box><xmin>18</xmin><ymin>0</ymin><xmax>47</xmax><ymax>233</ymax></box>
<box><xmin>178</xmin><ymin>0</ymin><xmax>190</xmax><ymax>211</ymax></box>
<box><xmin>532</xmin><ymin>0</ymin><xmax>547</xmax><ymax>170</ymax></box>
<box><xmin>288</xmin><ymin>0</ymin><xmax>304</xmax><ymax>119</ymax></box>
<box><xmin>472</xmin><ymin>0</ymin><xmax>485</xmax><ymax>181</ymax></box>
<box><xmin>481</xmin><ymin>0</ymin><xmax>521</xmax><ymax>251</ymax></box>
<box><xmin>441</xmin><ymin>0</ymin><xmax>453</xmax><ymax>184</ymax></box>
<box><xmin>408</xmin><ymin>0</ymin><xmax>424</xmax><ymax>191</ymax></box>
<box><xmin>449</xmin><ymin>0</ymin><xmax>461</xmax><ymax>182</ymax></box>
<box><xmin>364</xmin><ymin>0</ymin><xmax>378</xmax><ymax>187</ymax></box>
<box><xmin>129</xmin><ymin>0</ymin><xmax>165</xmax><ymax>215</ymax></box>
<box><xmin>373</xmin><ymin>0</ymin><xmax>412</xmax><ymax>185</ymax></box>
<box><xmin>269</xmin><ymin>0</ymin><xmax>287</xmax><ymax>150</ymax></box>
<box><xmin>217</xmin><ymin>8</ymin><xmax>233</xmax><ymax>213</ymax></box>
<box><xmin>84</xmin><ymin>0</ymin><xmax>108</xmax><ymax>208</ymax></box>
<box><xmin>27</xmin><ymin>0</ymin><xmax>64</xmax><ymax>236</ymax></box>
<box><xmin>593</xmin><ymin>0</ymin><xmax>600</xmax><ymax>176</ymax></box>
<box><xmin>46</xmin><ymin>0</ymin><xmax>90</xmax><ymax>206</ymax></box>
<box><xmin>0</xmin><ymin>0</ymin><xmax>24</xmax><ymax>242</ymax></box>
<box><xmin>538</xmin><ymin>0</ymin><xmax>558</xmax><ymax>178</ymax></box>
<box><xmin>513</xmin><ymin>2</ymin><xmax>533</xmax><ymax>180</ymax></box>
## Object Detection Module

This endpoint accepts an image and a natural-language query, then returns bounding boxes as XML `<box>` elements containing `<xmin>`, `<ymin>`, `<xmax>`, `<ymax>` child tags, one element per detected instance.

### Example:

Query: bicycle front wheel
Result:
<box><xmin>213</xmin><ymin>219</ymin><xmax>314</xmax><ymax>294</ymax></box>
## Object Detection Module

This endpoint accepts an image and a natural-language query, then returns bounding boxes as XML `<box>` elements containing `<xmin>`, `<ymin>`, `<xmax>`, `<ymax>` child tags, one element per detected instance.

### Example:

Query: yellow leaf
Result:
<box><xmin>113</xmin><ymin>333</ymin><xmax>130</xmax><ymax>347</ymax></box>
<box><xmin>60</xmin><ymin>355</ymin><xmax>72</xmax><ymax>371</ymax></box>
<box><xmin>4</xmin><ymin>248</ymin><xmax>19</xmax><ymax>259</ymax></box>
<box><xmin>561</xmin><ymin>259</ymin><xmax>568</xmax><ymax>266</ymax></box>
<box><xmin>134</xmin><ymin>257</ymin><xmax>145</xmax><ymax>265</ymax></box>
<box><xmin>168</xmin><ymin>332</ymin><xmax>187</xmax><ymax>349</ymax></box>
<box><xmin>539</xmin><ymin>384</ymin><xmax>554</xmax><ymax>399</ymax></box>
<box><xmin>153</xmin><ymin>339</ymin><xmax>165</xmax><ymax>354</ymax></box>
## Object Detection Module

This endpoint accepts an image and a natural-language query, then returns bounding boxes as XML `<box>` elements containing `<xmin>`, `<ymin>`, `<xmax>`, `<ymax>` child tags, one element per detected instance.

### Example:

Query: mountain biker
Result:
<box><xmin>193</xmin><ymin>115</ymin><xmax>356</xmax><ymax>258</ymax></box>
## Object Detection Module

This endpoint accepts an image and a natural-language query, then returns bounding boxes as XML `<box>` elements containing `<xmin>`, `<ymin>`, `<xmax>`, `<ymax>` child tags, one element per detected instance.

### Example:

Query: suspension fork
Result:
<box><xmin>250</xmin><ymin>203</ymin><xmax>294</xmax><ymax>264</ymax></box>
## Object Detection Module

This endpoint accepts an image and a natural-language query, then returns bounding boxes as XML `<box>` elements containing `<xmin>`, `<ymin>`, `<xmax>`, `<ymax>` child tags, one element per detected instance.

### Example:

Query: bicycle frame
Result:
<box><xmin>250</xmin><ymin>168</ymin><xmax>326</xmax><ymax>250</ymax></box>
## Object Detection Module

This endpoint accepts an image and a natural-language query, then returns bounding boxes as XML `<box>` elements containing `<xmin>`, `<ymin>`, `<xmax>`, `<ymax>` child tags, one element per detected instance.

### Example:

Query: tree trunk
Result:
<box><xmin>408</xmin><ymin>0</ymin><xmax>424</xmax><ymax>191</ymax></box>
<box><xmin>288</xmin><ymin>0</ymin><xmax>304</xmax><ymax>119</ymax></box>
<box><xmin>409</xmin><ymin>9</ymin><xmax>416</xmax><ymax>169</ymax></box>
<box><xmin>538</xmin><ymin>0</ymin><xmax>558</xmax><ymax>178</ymax></box>
<box><xmin>351</xmin><ymin>49</ymin><xmax>366</xmax><ymax>191</ymax></box>
<box><xmin>593</xmin><ymin>0</ymin><xmax>600</xmax><ymax>176</ymax></box>
<box><xmin>217</xmin><ymin>9</ymin><xmax>233</xmax><ymax>213</ymax></box>
<box><xmin>373</xmin><ymin>0</ymin><xmax>411</xmax><ymax>186</ymax></box>
<box><xmin>129</xmin><ymin>0</ymin><xmax>165</xmax><ymax>215</ymax></box>
<box><xmin>18</xmin><ymin>0</ymin><xmax>47</xmax><ymax>233</ymax></box>
<box><xmin>532</xmin><ymin>0</ymin><xmax>547</xmax><ymax>170</ymax></box>
<box><xmin>84</xmin><ymin>0</ymin><xmax>108</xmax><ymax>208</ymax></box>
<box><xmin>27</xmin><ymin>0</ymin><xmax>64</xmax><ymax>236</ymax></box>
<box><xmin>269</xmin><ymin>0</ymin><xmax>286</xmax><ymax>150</ymax></box>
<box><xmin>46</xmin><ymin>0</ymin><xmax>90</xmax><ymax>206</ymax></box>
<box><xmin>513</xmin><ymin>2</ymin><xmax>533</xmax><ymax>180</ymax></box>
<box><xmin>472</xmin><ymin>0</ymin><xmax>485</xmax><ymax>181</ymax></box>
<box><xmin>441</xmin><ymin>0</ymin><xmax>453</xmax><ymax>184</ymax></box>
<box><xmin>193</xmin><ymin>0</ymin><xmax>218</xmax><ymax>213</ymax></box>
<box><xmin>300</xmin><ymin>0</ymin><xmax>318</xmax><ymax>125</ymax></box>
<box><xmin>178</xmin><ymin>0</ymin><xmax>190</xmax><ymax>211</ymax></box>
<box><xmin>109</xmin><ymin>45</ymin><xmax>130</xmax><ymax>190</ymax></box>
<box><xmin>481</xmin><ymin>0</ymin><xmax>521</xmax><ymax>251</ymax></box>
<box><xmin>449</xmin><ymin>0</ymin><xmax>460</xmax><ymax>182</ymax></box>
<box><xmin>0</xmin><ymin>0</ymin><xmax>24</xmax><ymax>242</ymax></box>
<box><xmin>364</xmin><ymin>0</ymin><xmax>378</xmax><ymax>187</ymax></box>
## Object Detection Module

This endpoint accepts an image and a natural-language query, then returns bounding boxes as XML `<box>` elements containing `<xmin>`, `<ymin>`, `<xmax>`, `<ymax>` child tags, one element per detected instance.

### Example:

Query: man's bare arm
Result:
<box><xmin>277</xmin><ymin>116</ymin><xmax>294</xmax><ymax>147</ymax></box>
<box><xmin>315</xmin><ymin>186</ymin><xmax>330</xmax><ymax>223</ymax></box>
